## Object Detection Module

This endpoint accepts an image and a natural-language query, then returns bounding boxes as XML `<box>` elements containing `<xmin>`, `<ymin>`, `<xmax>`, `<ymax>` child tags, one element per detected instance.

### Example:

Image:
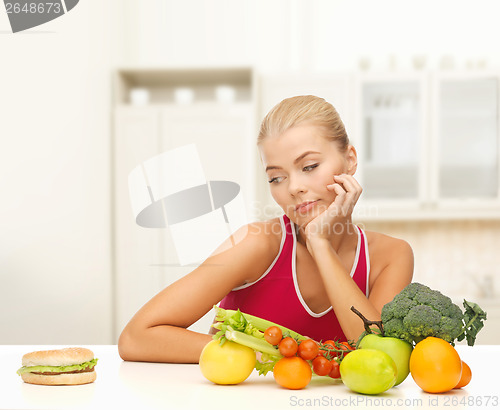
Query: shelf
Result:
<box><xmin>113</xmin><ymin>67</ymin><xmax>254</xmax><ymax>105</ymax></box>
<box><xmin>115</xmin><ymin>101</ymin><xmax>254</xmax><ymax>109</ymax></box>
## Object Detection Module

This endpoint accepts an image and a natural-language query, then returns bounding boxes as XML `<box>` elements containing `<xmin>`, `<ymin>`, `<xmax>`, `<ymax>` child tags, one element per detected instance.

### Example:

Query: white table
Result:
<box><xmin>1</xmin><ymin>345</ymin><xmax>498</xmax><ymax>410</ymax></box>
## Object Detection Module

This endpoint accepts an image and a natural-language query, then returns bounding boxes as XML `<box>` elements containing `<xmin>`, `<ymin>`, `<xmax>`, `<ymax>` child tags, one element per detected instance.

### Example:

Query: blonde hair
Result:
<box><xmin>257</xmin><ymin>95</ymin><xmax>349</xmax><ymax>151</ymax></box>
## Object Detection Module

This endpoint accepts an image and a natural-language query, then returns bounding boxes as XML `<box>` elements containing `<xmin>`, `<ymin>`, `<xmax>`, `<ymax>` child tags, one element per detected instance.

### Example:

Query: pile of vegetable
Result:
<box><xmin>381</xmin><ymin>282</ymin><xmax>487</xmax><ymax>346</ymax></box>
<box><xmin>199</xmin><ymin>282</ymin><xmax>487</xmax><ymax>395</ymax></box>
<box><xmin>350</xmin><ymin>282</ymin><xmax>486</xmax><ymax>393</ymax></box>
<box><xmin>202</xmin><ymin>307</ymin><xmax>354</xmax><ymax>389</ymax></box>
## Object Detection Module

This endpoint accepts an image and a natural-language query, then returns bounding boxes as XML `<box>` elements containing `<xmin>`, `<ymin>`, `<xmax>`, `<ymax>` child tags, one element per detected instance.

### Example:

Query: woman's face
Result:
<box><xmin>259</xmin><ymin>123</ymin><xmax>357</xmax><ymax>227</ymax></box>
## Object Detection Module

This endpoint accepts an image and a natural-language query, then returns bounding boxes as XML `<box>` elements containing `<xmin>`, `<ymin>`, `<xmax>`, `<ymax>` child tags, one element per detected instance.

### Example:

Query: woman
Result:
<box><xmin>118</xmin><ymin>95</ymin><xmax>414</xmax><ymax>363</ymax></box>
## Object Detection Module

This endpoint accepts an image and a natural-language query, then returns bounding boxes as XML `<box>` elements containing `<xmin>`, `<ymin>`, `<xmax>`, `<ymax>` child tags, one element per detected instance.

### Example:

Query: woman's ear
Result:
<box><xmin>346</xmin><ymin>145</ymin><xmax>358</xmax><ymax>175</ymax></box>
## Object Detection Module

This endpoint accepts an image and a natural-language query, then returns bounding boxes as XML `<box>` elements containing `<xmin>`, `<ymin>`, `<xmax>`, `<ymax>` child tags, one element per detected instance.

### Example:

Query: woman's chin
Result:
<box><xmin>290</xmin><ymin>212</ymin><xmax>317</xmax><ymax>228</ymax></box>
<box><xmin>292</xmin><ymin>205</ymin><xmax>328</xmax><ymax>225</ymax></box>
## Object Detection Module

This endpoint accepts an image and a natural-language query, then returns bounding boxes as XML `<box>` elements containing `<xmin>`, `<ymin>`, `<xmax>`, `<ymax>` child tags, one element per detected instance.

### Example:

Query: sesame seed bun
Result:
<box><xmin>22</xmin><ymin>347</ymin><xmax>94</xmax><ymax>367</ymax></box>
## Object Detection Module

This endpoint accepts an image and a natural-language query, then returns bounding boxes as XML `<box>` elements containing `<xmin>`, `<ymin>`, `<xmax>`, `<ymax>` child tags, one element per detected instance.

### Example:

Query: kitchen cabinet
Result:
<box><xmin>431</xmin><ymin>73</ymin><xmax>499</xmax><ymax>204</ymax></box>
<box><xmin>113</xmin><ymin>68</ymin><xmax>257</xmax><ymax>338</ymax></box>
<box><xmin>113</xmin><ymin>105</ymin><xmax>165</xmax><ymax>340</ymax></box>
<box><xmin>354</xmin><ymin>72</ymin><xmax>500</xmax><ymax>221</ymax></box>
<box><xmin>355</xmin><ymin>74</ymin><xmax>427</xmax><ymax>204</ymax></box>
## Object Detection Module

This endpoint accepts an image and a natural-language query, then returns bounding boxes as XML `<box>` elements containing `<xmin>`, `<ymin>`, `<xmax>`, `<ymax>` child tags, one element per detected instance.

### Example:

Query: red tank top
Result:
<box><xmin>219</xmin><ymin>214</ymin><xmax>370</xmax><ymax>342</ymax></box>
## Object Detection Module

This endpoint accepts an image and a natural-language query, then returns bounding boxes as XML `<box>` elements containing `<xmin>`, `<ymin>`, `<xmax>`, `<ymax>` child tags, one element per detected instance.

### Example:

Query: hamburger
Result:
<box><xmin>17</xmin><ymin>347</ymin><xmax>97</xmax><ymax>385</ymax></box>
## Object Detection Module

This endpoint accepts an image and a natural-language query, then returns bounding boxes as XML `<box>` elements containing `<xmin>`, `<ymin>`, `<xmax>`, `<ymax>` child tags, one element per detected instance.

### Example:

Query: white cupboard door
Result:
<box><xmin>360</xmin><ymin>80</ymin><xmax>423</xmax><ymax>201</ymax></box>
<box><xmin>436</xmin><ymin>77</ymin><xmax>499</xmax><ymax>200</ymax></box>
<box><xmin>158</xmin><ymin>103</ymin><xmax>255</xmax><ymax>333</ymax></box>
<box><xmin>113</xmin><ymin>106</ymin><xmax>163</xmax><ymax>338</ymax></box>
<box><xmin>158</xmin><ymin>103</ymin><xmax>256</xmax><ymax>267</ymax></box>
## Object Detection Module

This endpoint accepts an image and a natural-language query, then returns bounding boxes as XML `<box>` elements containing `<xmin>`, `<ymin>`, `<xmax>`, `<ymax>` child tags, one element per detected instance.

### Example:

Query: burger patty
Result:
<box><xmin>31</xmin><ymin>366</ymin><xmax>95</xmax><ymax>376</ymax></box>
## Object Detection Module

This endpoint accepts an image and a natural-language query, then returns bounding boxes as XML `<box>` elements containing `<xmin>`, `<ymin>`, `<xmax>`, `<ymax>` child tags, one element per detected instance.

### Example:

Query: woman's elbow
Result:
<box><xmin>118</xmin><ymin>326</ymin><xmax>140</xmax><ymax>362</ymax></box>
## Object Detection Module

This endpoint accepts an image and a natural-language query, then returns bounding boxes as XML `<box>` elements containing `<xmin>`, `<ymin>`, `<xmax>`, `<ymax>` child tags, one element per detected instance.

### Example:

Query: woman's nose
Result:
<box><xmin>288</xmin><ymin>175</ymin><xmax>307</xmax><ymax>196</ymax></box>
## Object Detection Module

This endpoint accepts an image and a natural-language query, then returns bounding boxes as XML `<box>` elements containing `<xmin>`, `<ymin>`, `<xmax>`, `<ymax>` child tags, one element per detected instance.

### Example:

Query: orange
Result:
<box><xmin>273</xmin><ymin>356</ymin><xmax>312</xmax><ymax>390</ymax></box>
<box><xmin>409</xmin><ymin>337</ymin><xmax>462</xmax><ymax>393</ymax></box>
<box><xmin>454</xmin><ymin>361</ymin><xmax>472</xmax><ymax>389</ymax></box>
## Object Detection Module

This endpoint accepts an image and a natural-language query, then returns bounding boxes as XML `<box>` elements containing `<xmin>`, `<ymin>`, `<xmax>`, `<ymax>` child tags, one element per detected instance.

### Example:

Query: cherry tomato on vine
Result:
<box><xmin>320</xmin><ymin>340</ymin><xmax>336</xmax><ymax>358</ymax></box>
<box><xmin>341</xmin><ymin>341</ymin><xmax>355</xmax><ymax>350</ymax></box>
<box><xmin>329</xmin><ymin>359</ymin><xmax>341</xmax><ymax>379</ymax></box>
<box><xmin>338</xmin><ymin>341</ymin><xmax>355</xmax><ymax>357</ymax></box>
<box><xmin>298</xmin><ymin>339</ymin><xmax>319</xmax><ymax>361</ymax></box>
<box><xmin>279</xmin><ymin>337</ymin><xmax>298</xmax><ymax>357</ymax></box>
<box><xmin>312</xmin><ymin>355</ymin><xmax>332</xmax><ymax>376</ymax></box>
<box><xmin>264</xmin><ymin>326</ymin><xmax>283</xmax><ymax>346</ymax></box>
<box><xmin>322</xmin><ymin>340</ymin><xmax>355</xmax><ymax>359</ymax></box>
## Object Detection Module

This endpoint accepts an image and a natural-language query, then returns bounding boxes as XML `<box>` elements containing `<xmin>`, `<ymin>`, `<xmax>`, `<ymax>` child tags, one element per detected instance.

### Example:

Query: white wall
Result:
<box><xmin>118</xmin><ymin>0</ymin><xmax>500</xmax><ymax>71</ymax></box>
<box><xmin>0</xmin><ymin>1</ymin><xmax>120</xmax><ymax>343</ymax></box>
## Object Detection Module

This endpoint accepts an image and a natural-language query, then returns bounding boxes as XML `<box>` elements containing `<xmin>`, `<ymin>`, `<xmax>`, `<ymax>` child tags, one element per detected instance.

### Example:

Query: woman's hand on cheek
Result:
<box><xmin>304</xmin><ymin>174</ymin><xmax>362</xmax><ymax>242</ymax></box>
<box><xmin>329</xmin><ymin>174</ymin><xmax>363</xmax><ymax>218</ymax></box>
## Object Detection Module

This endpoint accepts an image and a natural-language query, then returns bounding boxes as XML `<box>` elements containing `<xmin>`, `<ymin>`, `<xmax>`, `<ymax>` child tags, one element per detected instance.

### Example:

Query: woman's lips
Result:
<box><xmin>295</xmin><ymin>200</ymin><xmax>318</xmax><ymax>214</ymax></box>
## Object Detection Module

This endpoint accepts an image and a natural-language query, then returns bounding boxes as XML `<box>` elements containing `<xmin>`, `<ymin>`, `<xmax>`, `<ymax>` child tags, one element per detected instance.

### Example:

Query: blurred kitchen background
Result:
<box><xmin>1</xmin><ymin>0</ymin><xmax>499</xmax><ymax>345</ymax></box>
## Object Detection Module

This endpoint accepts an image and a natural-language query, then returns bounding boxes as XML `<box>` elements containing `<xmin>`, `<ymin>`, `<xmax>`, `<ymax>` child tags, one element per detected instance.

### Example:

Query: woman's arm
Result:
<box><xmin>304</xmin><ymin>174</ymin><xmax>413</xmax><ymax>341</ymax></box>
<box><xmin>307</xmin><ymin>235</ymin><xmax>413</xmax><ymax>341</ymax></box>
<box><xmin>366</xmin><ymin>235</ymin><xmax>414</xmax><ymax>313</ymax></box>
<box><xmin>118</xmin><ymin>222</ymin><xmax>278</xmax><ymax>363</ymax></box>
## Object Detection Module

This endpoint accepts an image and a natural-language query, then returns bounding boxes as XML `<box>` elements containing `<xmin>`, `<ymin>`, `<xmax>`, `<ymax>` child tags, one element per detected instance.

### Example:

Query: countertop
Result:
<box><xmin>1</xmin><ymin>345</ymin><xmax>499</xmax><ymax>410</ymax></box>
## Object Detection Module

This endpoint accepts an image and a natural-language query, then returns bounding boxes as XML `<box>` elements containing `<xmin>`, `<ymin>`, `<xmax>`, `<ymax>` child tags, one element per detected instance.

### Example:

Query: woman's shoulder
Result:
<box><xmin>209</xmin><ymin>217</ymin><xmax>284</xmax><ymax>264</ymax></box>
<box><xmin>364</xmin><ymin>229</ymin><xmax>412</xmax><ymax>248</ymax></box>
<box><xmin>202</xmin><ymin>217</ymin><xmax>285</xmax><ymax>288</ymax></box>
<box><xmin>244</xmin><ymin>217</ymin><xmax>284</xmax><ymax>252</ymax></box>
<box><xmin>363</xmin><ymin>229</ymin><xmax>413</xmax><ymax>269</ymax></box>
<box><xmin>237</xmin><ymin>217</ymin><xmax>284</xmax><ymax>282</ymax></box>
<box><xmin>363</xmin><ymin>229</ymin><xmax>414</xmax><ymax>294</ymax></box>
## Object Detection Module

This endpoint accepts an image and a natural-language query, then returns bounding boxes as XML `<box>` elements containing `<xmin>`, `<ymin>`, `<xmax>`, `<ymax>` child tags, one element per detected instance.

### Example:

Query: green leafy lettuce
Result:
<box><xmin>17</xmin><ymin>358</ymin><xmax>98</xmax><ymax>376</ymax></box>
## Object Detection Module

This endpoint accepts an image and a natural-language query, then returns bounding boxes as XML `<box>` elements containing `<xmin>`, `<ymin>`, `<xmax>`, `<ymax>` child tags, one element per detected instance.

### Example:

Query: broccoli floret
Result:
<box><xmin>382</xmin><ymin>318</ymin><xmax>413</xmax><ymax>345</ymax></box>
<box><xmin>439</xmin><ymin>316</ymin><xmax>464</xmax><ymax>343</ymax></box>
<box><xmin>402</xmin><ymin>305</ymin><xmax>441</xmax><ymax>342</ymax></box>
<box><xmin>413</xmin><ymin>288</ymin><xmax>462</xmax><ymax>320</ymax></box>
<box><xmin>381</xmin><ymin>282</ymin><xmax>486</xmax><ymax>346</ymax></box>
<box><xmin>399</xmin><ymin>282</ymin><xmax>429</xmax><ymax>299</ymax></box>
<box><xmin>381</xmin><ymin>295</ymin><xmax>417</xmax><ymax>321</ymax></box>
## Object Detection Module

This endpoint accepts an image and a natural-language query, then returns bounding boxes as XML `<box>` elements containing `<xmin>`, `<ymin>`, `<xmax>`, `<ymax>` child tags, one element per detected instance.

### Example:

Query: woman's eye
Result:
<box><xmin>268</xmin><ymin>176</ymin><xmax>283</xmax><ymax>184</ymax></box>
<box><xmin>303</xmin><ymin>164</ymin><xmax>319</xmax><ymax>172</ymax></box>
